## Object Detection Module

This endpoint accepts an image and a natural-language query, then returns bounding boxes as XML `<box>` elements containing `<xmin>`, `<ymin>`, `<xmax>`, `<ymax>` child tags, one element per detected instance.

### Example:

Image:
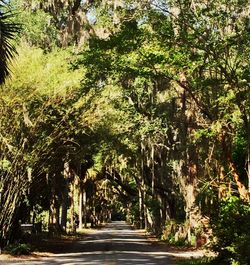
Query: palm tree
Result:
<box><xmin>0</xmin><ymin>0</ymin><xmax>20</xmax><ymax>84</ymax></box>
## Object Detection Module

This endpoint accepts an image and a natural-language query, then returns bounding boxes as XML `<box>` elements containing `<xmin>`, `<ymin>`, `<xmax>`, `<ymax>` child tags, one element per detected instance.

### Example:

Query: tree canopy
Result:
<box><xmin>0</xmin><ymin>1</ymin><xmax>250</xmax><ymax>264</ymax></box>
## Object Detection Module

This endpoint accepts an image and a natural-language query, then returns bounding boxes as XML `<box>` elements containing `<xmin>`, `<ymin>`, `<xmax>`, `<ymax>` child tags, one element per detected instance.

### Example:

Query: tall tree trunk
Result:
<box><xmin>151</xmin><ymin>142</ymin><xmax>155</xmax><ymax>195</ymax></box>
<box><xmin>61</xmin><ymin>191</ymin><xmax>68</xmax><ymax>231</ymax></box>
<box><xmin>49</xmin><ymin>187</ymin><xmax>57</xmax><ymax>225</ymax></box>
<box><xmin>70</xmin><ymin>182</ymin><xmax>76</xmax><ymax>233</ymax></box>
<box><xmin>61</xmin><ymin>161</ymin><xmax>70</xmax><ymax>231</ymax></box>
<box><xmin>140</xmin><ymin>142</ymin><xmax>148</xmax><ymax>229</ymax></box>
<box><xmin>78</xmin><ymin>188</ymin><xmax>83</xmax><ymax>230</ymax></box>
<box><xmin>83</xmin><ymin>189</ymin><xmax>87</xmax><ymax>228</ymax></box>
<box><xmin>138</xmin><ymin>186</ymin><xmax>144</xmax><ymax>229</ymax></box>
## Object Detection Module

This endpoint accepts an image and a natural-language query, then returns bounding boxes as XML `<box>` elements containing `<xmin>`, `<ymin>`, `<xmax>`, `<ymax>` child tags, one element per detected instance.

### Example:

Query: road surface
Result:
<box><xmin>2</xmin><ymin>221</ymin><xmax>176</xmax><ymax>265</ymax></box>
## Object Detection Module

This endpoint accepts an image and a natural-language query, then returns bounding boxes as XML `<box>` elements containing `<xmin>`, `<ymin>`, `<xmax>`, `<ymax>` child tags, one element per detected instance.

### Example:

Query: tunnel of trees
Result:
<box><xmin>0</xmin><ymin>1</ymin><xmax>250</xmax><ymax>264</ymax></box>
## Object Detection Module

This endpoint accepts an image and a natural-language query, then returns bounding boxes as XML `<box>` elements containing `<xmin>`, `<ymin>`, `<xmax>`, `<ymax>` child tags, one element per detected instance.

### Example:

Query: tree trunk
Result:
<box><xmin>70</xmin><ymin>182</ymin><xmax>76</xmax><ymax>233</ymax></box>
<box><xmin>151</xmin><ymin>143</ymin><xmax>155</xmax><ymax>195</ymax></box>
<box><xmin>61</xmin><ymin>161</ymin><xmax>70</xmax><ymax>231</ymax></box>
<box><xmin>61</xmin><ymin>194</ymin><xmax>67</xmax><ymax>231</ymax></box>
<box><xmin>83</xmin><ymin>189</ymin><xmax>87</xmax><ymax>228</ymax></box>
<box><xmin>138</xmin><ymin>187</ymin><xmax>144</xmax><ymax>229</ymax></box>
<box><xmin>78</xmin><ymin>188</ymin><xmax>83</xmax><ymax>230</ymax></box>
<box><xmin>139</xmin><ymin>142</ymin><xmax>146</xmax><ymax>229</ymax></box>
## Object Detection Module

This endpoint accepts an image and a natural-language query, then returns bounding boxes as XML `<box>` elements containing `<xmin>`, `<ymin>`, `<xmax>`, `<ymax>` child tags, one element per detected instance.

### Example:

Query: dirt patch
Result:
<box><xmin>0</xmin><ymin>252</ymin><xmax>53</xmax><ymax>261</ymax></box>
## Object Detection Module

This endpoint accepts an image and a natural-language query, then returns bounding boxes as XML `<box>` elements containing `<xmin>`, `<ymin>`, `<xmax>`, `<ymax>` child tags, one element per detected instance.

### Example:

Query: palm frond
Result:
<box><xmin>0</xmin><ymin>2</ymin><xmax>20</xmax><ymax>84</ymax></box>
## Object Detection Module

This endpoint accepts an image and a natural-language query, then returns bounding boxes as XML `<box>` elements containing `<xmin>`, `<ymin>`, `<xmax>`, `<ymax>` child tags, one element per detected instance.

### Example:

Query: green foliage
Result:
<box><xmin>0</xmin><ymin>0</ymin><xmax>20</xmax><ymax>84</ymax></box>
<box><xmin>5</xmin><ymin>243</ymin><xmax>31</xmax><ymax>255</ymax></box>
<box><xmin>1</xmin><ymin>0</ymin><xmax>250</xmax><ymax>251</ymax></box>
<box><xmin>162</xmin><ymin>220</ymin><xmax>195</xmax><ymax>247</ymax></box>
<box><xmin>232</xmin><ymin>128</ymin><xmax>248</xmax><ymax>185</ymax></box>
<box><xmin>211</xmin><ymin>196</ymin><xmax>250</xmax><ymax>265</ymax></box>
<box><xmin>128</xmin><ymin>201</ymin><xmax>140</xmax><ymax>227</ymax></box>
<box><xmin>0</xmin><ymin>159</ymin><xmax>11</xmax><ymax>171</ymax></box>
<box><xmin>168</xmin><ymin>235</ymin><xmax>187</xmax><ymax>247</ymax></box>
<box><xmin>0</xmin><ymin>41</ymin><xmax>86</xmax><ymax>244</ymax></box>
<box><xmin>75</xmin><ymin>0</ymin><xmax>250</xmax><ymax>239</ymax></box>
<box><xmin>4</xmin><ymin>44</ymin><xmax>83</xmax><ymax>96</ymax></box>
<box><xmin>146</xmin><ymin>198</ymin><xmax>161</xmax><ymax>216</ymax></box>
<box><xmin>12</xmin><ymin>1</ymin><xmax>58</xmax><ymax>50</ymax></box>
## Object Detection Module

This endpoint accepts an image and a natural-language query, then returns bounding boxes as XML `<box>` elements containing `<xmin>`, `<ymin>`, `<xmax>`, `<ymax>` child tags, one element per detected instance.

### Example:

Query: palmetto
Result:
<box><xmin>0</xmin><ymin>0</ymin><xmax>20</xmax><ymax>84</ymax></box>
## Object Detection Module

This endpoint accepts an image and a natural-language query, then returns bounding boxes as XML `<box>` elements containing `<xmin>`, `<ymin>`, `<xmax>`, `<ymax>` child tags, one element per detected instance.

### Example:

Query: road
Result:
<box><xmin>2</xmin><ymin>221</ymin><xmax>176</xmax><ymax>265</ymax></box>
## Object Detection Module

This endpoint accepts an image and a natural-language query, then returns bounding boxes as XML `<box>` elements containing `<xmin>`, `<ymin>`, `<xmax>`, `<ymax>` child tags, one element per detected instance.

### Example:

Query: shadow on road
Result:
<box><xmin>1</xmin><ymin>221</ymin><xmax>203</xmax><ymax>264</ymax></box>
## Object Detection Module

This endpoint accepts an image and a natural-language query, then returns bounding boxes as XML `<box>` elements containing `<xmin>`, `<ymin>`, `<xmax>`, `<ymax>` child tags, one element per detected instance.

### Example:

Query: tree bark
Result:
<box><xmin>138</xmin><ymin>186</ymin><xmax>144</xmax><ymax>229</ymax></box>
<box><xmin>78</xmin><ymin>188</ymin><xmax>83</xmax><ymax>230</ymax></box>
<box><xmin>83</xmin><ymin>189</ymin><xmax>87</xmax><ymax>228</ymax></box>
<box><xmin>61</xmin><ymin>161</ymin><xmax>70</xmax><ymax>231</ymax></box>
<box><xmin>70</xmin><ymin>182</ymin><xmax>76</xmax><ymax>233</ymax></box>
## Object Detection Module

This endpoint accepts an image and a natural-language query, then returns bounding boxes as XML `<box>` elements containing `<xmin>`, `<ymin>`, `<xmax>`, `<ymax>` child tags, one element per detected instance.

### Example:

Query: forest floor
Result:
<box><xmin>0</xmin><ymin>221</ymin><xmax>208</xmax><ymax>265</ymax></box>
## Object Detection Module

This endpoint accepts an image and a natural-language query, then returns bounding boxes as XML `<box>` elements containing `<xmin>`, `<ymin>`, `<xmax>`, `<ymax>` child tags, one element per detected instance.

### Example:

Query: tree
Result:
<box><xmin>0</xmin><ymin>0</ymin><xmax>20</xmax><ymax>84</ymax></box>
<box><xmin>1</xmin><ymin>1</ymin><xmax>249</xmax><ymax>259</ymax></box>
<box><xmin>11</xmin><ymin>0</ymin><xmax>95</xmax><ymax>49</ymax></box>
<box><xmin>0</xmin><ymin>43</ymin><xmax>86</xmax><ymax>244</ymax></box>
<box><xmin>75</xmin><ymin>0</ymin><xmax>250</xmax><ymax>236</ymax></box>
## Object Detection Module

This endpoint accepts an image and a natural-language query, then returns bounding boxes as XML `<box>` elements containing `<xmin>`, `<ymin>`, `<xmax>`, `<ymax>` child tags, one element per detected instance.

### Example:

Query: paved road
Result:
<box><xmin>2</xmin><ymin>221</ymin><xmax>174</xmax><ymax>265</ymax></box>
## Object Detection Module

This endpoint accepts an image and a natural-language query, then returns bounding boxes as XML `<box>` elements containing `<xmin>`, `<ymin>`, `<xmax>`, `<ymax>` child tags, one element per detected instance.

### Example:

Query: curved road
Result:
<box><xmin>2</xmin><ymin>221</ymin><xmax>175</xmax><ymax>265</ymax></box>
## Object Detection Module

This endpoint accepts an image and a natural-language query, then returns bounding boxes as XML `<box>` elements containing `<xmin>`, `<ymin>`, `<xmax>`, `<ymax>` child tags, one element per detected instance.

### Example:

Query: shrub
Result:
<box><xmin>210</xmin><ymin>196</ymin><xmax>250</xmax><ymax>265</ymax></box>
<box><xmin>162</xmin><ymin>220</ymin><xmax>195</xmax><ymax>247</ymax></box>
<box><xmin>6</xmin><ymin>243</ymin><xmax>31</xmax><ymax>255</ymax></box>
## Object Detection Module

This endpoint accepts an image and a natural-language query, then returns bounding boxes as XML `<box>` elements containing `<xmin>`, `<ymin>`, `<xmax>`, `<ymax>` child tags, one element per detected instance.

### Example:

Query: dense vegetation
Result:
<box><xmin>0</xmin><ymin>1</ymin><xmax>250</xmax><ymax>264</ymax></box>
